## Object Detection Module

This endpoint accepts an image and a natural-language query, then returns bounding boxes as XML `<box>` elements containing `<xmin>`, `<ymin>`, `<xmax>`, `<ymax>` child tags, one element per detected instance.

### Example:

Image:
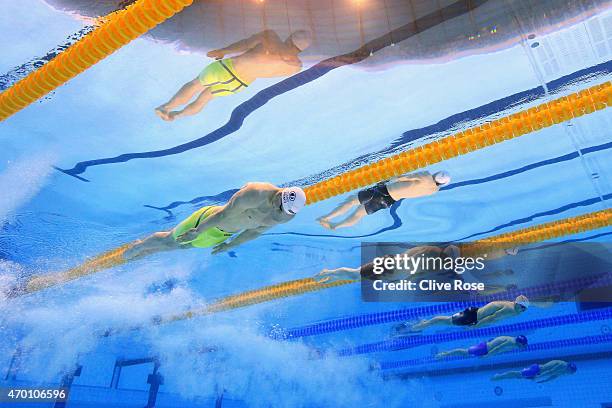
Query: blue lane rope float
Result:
<box><xmin>337</xmin><ymin>308</ymin><xmax>612</xmax><ymax>357</ymax></box>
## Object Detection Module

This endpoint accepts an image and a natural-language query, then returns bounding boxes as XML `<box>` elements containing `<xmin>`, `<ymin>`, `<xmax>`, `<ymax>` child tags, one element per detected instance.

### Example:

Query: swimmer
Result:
<box><xmin>407</xmin><ymin>295</ymin><xmax>530</xmax><ymax>332</ymax></box>
<box><xmin>23</xmin><ymin>184</ymin><xmax>305</xmax><ymax>294</ymax></box>
<box><xmin>436</xmin><ymin>335</ymin><xmax>528</xmax><ymax>359</ymax></box>
<box><xmin>124</xmin><ymin>183</ymin><xmax>306</xmax><ymax>258</ymax></box>
<box><xmin>317</xmin><ymin>171</ymin><xmax>450</xmax><ymax>230</ymax></box>
<box><xmin>314</xmin><ymin>243</ymin><xmax>518</xmax><ymax>283</ymax></box>
<box><xmin>313</xmin><ymin>244</ymin><xmax>458</xmax><ymax>283</ymax></box>
<box><xmin>492</xmin><ymin>360</ymin><xmax>577</xmax><ymax>383</ymax></box>
<box><xmin>155</xmin><ymin>30</ymin><xmax>312</xmax><ymax>121</ymax></box>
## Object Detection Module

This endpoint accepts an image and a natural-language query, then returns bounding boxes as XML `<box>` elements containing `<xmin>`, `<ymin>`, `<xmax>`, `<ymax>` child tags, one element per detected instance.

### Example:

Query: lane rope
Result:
<box><xmin>0</xmin><ymin>0</ymin><xmax>194</xmax><ymax>121</ymax></box>
<box><xmin>303</xmin><ymin>81</ymin><xmax>611</xmax><ymax>204</ymax></box>
<box><xmin>156</xmin><ymin>208</ymin><xmax>611</xmax><ymax>324</ymax></box>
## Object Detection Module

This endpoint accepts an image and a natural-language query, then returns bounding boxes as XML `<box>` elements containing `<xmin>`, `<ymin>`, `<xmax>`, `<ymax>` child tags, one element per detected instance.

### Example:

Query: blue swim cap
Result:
<box><xmin>515</xmin><ymin>335</ymin><xmax>528</xmax><ymax>346</ymax></box>
<box><xmin>568</xmin><ymin>362</ymin><xmax>577</xmax><ymax>373</ymax></box>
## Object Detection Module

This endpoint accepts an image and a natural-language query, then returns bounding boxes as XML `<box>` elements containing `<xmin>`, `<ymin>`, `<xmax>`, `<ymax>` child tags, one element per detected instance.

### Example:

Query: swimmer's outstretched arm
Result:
<box><xmin>535</xmin><ymin>374</ymin><xmax>558</xmax><ymax>383</ymax></box>
<box><xmin>492</xmin><ymin>371</ymin><xmax>522</xmax><ymax>381</ymax></box>
<box><xmin>314</xmin><ymin>267</ymin><xmax>361</xmax><ymax>283</ymax></box>
<box><xmin>486</xmin><ymin>343</ymin><xmax>505</xmax><ymax>355</ymax></box>
<box><xmin>391</xmin><ymin>171</ymin><xmax>430</xmax><ymax>183</ymax></box>
<box><xmin>211</xmin><ymin>227</ymin><xmax>268</xmax><ymax>254</ymax></box>
<box><xmin>404</xmin><ymin>246</ymin><xmax>442</xmax><ymax>258</ymax></box>
<box><xmin>472</xmin><ymin>309</ymin><xmax>504</xmax><ymax>327</ymax></box>
<box><xmin>208</xmin><ymin>30</ymin><xmax>282</xmax><ymax>58</ymax></box>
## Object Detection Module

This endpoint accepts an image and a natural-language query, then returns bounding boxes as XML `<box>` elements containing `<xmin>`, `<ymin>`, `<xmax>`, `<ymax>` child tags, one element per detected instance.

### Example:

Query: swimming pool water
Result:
<box><xmin>1</xmin><ymin>0</ymin><xmax>611</xmax><ymax>407</ymax></box>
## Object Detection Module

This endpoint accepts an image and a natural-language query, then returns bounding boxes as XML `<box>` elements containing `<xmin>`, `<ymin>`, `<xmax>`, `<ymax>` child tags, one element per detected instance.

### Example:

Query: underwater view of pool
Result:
<box><xmin>0</xmin><ymin>0</ymin><xmax>611</xmax><ymax>407</ymax></box>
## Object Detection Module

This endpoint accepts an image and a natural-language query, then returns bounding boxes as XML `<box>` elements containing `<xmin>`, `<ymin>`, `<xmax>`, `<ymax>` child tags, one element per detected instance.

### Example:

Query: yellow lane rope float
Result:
<box><xmin>158</xmin><ymin>208</ymin><xmax>612</xmax><ymax>323</ymax></box>
<box><xmin>0</xmin><ymin>0</ymin><xmax>194</xmax><ymax>122</ymax></box>
<box><xmin>24</xmin><ymin>245</ymin><xmax>131</xmax><ymax>294</ymax></box>
<box><xmin>303</xmin><ymin>81</ymin><xmax>611</xmax><ymax>205</ymax></box>
<box><xmin>161</xmin><ymin>278</ymin><xmax>353</xmax><ymax>324</ymax></box>
<box><xmin>460</xmin><ymin>208</ymin><xmax>612</xmax><ymax>257</ymax></box>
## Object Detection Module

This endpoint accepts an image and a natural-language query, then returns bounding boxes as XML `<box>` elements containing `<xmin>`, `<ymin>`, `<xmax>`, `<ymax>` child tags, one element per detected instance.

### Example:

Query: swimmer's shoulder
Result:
<box><xmin>241</xmin><ymin>181</ymin><xmax>276</xmax><ymax>191</ymax></box>
<box><xmin>486</xmin><ymin>300</ymin><xmax>510</xmax><ymax>310</ymax></box>
<box><xmin>394</xmin><ymin>171</ymin><xmax>432</xmax><ymax>183</ymax></box>
<box><xmin>240</xmin><ymin>182</ymin><xmax>280</xmax><ymax>200</ymax></box>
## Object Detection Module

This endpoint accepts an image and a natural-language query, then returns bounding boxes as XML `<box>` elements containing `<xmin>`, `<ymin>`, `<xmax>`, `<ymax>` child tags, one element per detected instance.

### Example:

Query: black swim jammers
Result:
<box><xmin>358</xmin><ymin>183</ymin><xmax>396</xmax><ymax>215</ymax></box>
<box><xmin>451</xmin><ymin>306</ymin><xmax>479</xmax><ymax>326</ymax></box>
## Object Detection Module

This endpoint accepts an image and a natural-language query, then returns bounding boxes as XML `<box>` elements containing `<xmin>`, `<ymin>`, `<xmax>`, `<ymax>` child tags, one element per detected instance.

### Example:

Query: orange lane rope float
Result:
<box><xmin>460</xmin><ymin>208</ymin><xmax>612</xmax><ymax>257</ymax></box>
<box><xmin>303</xmin><ymin>81</ymin><xmax>611</xmax><ymax>205</ymax></box>
<box><xmin>159</xmin><ymin>208</ymin><xmax>611</xmax><ymax>323</ymax></box>
<box><xmin>0</xmin><ymin>0</ymin><xmax>194</xmax><ymax>122</ymax></box>
<box><xmin>24</xmin><ymin>245</ymin><xmax>131</xmax><ymax>294</ymax></box>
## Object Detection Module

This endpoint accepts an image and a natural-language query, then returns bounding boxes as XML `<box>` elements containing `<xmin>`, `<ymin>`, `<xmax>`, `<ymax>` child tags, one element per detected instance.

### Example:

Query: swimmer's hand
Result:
<box><xmin>314</xmin><ymin>268</ymin><xmax>360</xmax><ymax>284</ymax></box>
<box><xmin>207</xmin><ymin>49</ymin><xmax>225</xmax><ymax>60</ymax></box>
<box><xmin>211</xmin><ymin>242</ymin><xmax>229</xmax><ymax>255</ymax></box>
<box><xmin>175</xmin><ymin>228</ymin><xmax>199</xmax><ymax>243</ymax></box>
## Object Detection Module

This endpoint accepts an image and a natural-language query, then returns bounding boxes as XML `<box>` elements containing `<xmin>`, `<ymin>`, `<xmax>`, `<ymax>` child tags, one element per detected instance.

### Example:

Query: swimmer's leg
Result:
<box><xmin>317</xmin><ymin>195</ymin><xmax>359</xmax><ymax>228</ymax></box>
<box><xmin>436</xmin><ymin>348</ymin><xmax>469</xmax><ymax>359</ymax></box>
<box><xmin>325</xmin><ymin>205</ymin><xmax>367</xmax><ymax>230</ymax></box>
<box><xmin>167</xmin><ymin>88</ymin><xmax>214</xmax><ymax>121</ymax></box>
<box><xmin>123</xmin><ymin>231</ymin><xmax>182</xmax><ymax>261</ymax></box>
<box><xmin>411</xmin><ymin>315</ymin><xmax>453</xmax><ymax>331</ymax></box>
<box><xmin>492</xmin><ymin>371</ymin><xmax>523</xmax><ymax>381</ymax></box>
<box><xmin>156</xmin><ymin>79</ymin><xmax>206</xmax><ymax>120</ymax></box>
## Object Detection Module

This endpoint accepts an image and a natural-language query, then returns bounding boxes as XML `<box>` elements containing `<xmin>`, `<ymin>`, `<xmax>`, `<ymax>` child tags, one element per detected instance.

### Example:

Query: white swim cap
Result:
<box><xmin>505</xmin><ymin>247</ymin><xmax>519</xmax><ymax>256</ymax></box>
<box><xmin>281</xmin><ymin>187</ymin><xmax>306</xmax><ymax>215</ymax></box>
<box><xmin>515</xmin><ymin>295</ymin><xmax>529</xmax><ymax>309</ymax></box>
<box><xmin>433</xmin><ymin>171</ymin><xmax>451</xmax><ymax>186</ymax></box>
<box><xmin>290</xmin><ymin>30</ymin><xmax>312</xmax><ymax>51</ymax></box>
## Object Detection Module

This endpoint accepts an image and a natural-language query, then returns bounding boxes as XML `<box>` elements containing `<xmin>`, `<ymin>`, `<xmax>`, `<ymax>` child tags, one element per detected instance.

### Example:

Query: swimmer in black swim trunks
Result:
<box><xmin>317</xmin><ymin>171</ymin><xmax>450</xmax><ymax>230</ymax></box>
<box><xmin>406</xmin><ymin>295</ymin><xmax>529</xmax><ymax>332</ymax></box>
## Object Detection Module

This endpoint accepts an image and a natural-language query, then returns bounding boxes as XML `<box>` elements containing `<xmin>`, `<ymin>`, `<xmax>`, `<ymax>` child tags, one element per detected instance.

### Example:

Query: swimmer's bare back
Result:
<box><xmin>386</xmin><ymin>172</ymin><xmax>439</xmax><ymax>201</ymax></box>
<box><xmin>198</xmin><ymin>182</ymin><xmax>291</xmax><ymax>233</ymax></box>
<box><xmin>232</xmin><ymin>34</ymin><xmax>303</xmax><ymax>81</ymax></box>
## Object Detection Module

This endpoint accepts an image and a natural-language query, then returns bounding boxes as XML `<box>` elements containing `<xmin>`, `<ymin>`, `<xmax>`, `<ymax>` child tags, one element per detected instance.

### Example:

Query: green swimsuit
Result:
<box><xmin>172</xmin><ymin>206</ymin><xmax>233</xmax><ymax>248</ymax></box>
<box><xmin>198</xmin><ymin>59</ymin><xmax>251</xmax><ymax>96</ymax></box>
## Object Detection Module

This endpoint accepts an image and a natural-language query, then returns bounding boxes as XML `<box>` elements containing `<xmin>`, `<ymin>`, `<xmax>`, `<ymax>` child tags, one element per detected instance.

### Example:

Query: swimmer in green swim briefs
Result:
<box><xmin>155</xmin><ymin>30</ymin><xmax>312</xmax><ymax>121</ymax></box>
<box><xmin>123</xmin><ymin>183</ymin><xmax>307</xmax><ymax>259</ymax></box>
<box><xmin>20</xmin><ymin>184</ymin><xmax>306</xmax><ymax>295</ymax></box>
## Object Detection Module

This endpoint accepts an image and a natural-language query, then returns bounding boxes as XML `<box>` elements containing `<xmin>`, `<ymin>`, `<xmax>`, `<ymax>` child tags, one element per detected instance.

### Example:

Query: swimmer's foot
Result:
<box><xmin>166</xmin><ymin>111</ymin><xmax>180</xmax><ymax>121</ymax></box>
<box><xmin>390</xmin><ymin>322</ymin><xmax>421</xmax><ymax>337</ymax></box>
<box><xmin>122</xmin><ymin>242</ymin><xmax>142</xmax><ymax>262</ymax></box>
<box><xmin>154</xmin><ymin>106</ymin><xmax>171</xmax><ymax>121</ymax></box>
<box><xmin>318</xmin><ymin>218</ymin><xmax>335</xmax><ymax>230</ymax></box>
<box><xmin>3</xmin><ymin>282</ymin><xmax>26</xmax><ymax>299</ymax></box>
